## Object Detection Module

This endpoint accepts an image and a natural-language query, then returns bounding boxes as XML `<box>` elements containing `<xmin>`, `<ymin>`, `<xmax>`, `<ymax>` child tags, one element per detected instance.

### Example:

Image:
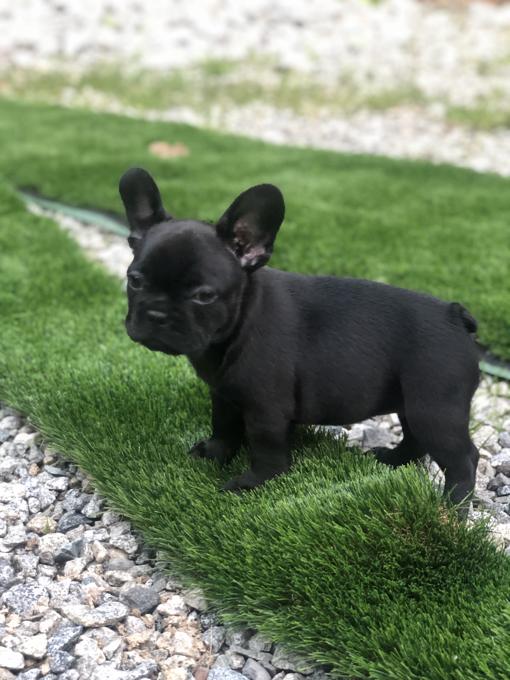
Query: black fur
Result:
<box><xmin>119</xmin><ymin>168</ymin><xmax>480</xmax><ymax>512</ymax></box>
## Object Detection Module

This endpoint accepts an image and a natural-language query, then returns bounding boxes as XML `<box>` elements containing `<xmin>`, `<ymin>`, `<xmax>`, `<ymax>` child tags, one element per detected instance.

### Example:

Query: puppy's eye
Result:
<box><xmin>190</xmin><ymin>287</ymin><xmax>217</xmax><ymax>305</ymax></box>
<box><xmin>128</xmin><ymin>272</ymin><xmax>145</xmax><ymax>291</ymax></box>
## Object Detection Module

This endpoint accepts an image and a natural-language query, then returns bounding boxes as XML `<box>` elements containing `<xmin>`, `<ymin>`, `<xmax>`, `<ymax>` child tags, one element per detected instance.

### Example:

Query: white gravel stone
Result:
<box><xmin>0</xmin><ymin>482</ymin><xmax>26</xmax><ymax>502</ymax></box>
<box><xmin>26</xmin><ymin>514</ymin><xmax>57</xmax><ymax>534</ymax></box>
<box><xmin>38</xmin><ymin>533</ymin><xmax>69</xmax><ymax>564</ymax></box>
<box><xmin>172</xmin><ymin>631</ymin><xmax>197</xmax><ymax>657</ymax></box>
<box><xmin>59</xmin><ymin>601</ymin><xmax>129</xmax><ymax>628</ymax></box>
<box><xmin>3</xmin><ymin>524</ymin><xmax>27</xmax><ymax>547</ymax></box>
<box><xmin>157</xmin><ymin>595</ymin><xmax>187</xmax><ymax>617</ymax></box>
<box><xmin>0</xmin><ymin>646</ymin><xmax>24</xmax><ymax>670</ymax></box>
<box><xmin>182</xmin><ymin>588</ymin><xmax>208</xmax><ymax>612</ymax></box>
<box><xmin>74</xmin><ymin>636</ymin><xmax>106</xmax><ymax>663</ymax></box>
<box><xmin>17</xmin><ymin>633</ymin><xmax>48</xmax><ymax>659</ymax></box>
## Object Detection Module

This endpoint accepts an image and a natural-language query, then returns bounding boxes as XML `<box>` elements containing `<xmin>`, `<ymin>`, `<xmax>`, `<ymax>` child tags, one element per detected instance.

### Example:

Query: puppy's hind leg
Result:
<box><xmin>403</xmin><ymin>403</ymin><xmax>479</xmax><ymax>519</ymax></box>
<box><xmin>372</xmin><ymin>413</ymin><xmax>427</xmax><ymax>468</ymax></box>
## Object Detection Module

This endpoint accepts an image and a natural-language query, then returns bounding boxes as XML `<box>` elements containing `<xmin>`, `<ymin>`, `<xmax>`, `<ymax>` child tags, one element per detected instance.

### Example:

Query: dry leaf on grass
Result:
<box><xmin>149</xmin><ymin>141</ymin><xmax>190</xmax><ymax>159</ymax></box>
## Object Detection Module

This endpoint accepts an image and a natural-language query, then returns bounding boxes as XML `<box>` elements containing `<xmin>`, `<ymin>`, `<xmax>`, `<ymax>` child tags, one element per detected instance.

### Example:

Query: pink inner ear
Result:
<box><xmin>239</xmin><ymin>245</ymin><xmax>266</xmax><ymax>268</ymax></box>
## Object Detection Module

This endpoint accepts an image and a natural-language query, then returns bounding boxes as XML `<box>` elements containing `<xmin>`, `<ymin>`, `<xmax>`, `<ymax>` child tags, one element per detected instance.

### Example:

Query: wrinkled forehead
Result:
<box><xmin>135</xmin><ymin>220</ymin><xmax>235</xmax><ymax>288</ymax></box>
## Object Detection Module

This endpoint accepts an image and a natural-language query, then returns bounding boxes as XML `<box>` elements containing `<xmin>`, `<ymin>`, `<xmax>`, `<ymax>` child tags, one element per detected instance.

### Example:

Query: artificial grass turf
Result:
<box><xmin>1</xmin><ymin>169</ymin><xmax>510</xmax><ymax>679</ymax></box>
<box><xmin>0</xmin><ymin>98</ymin><xmax>509</xmax><ymax>359</ymax></box>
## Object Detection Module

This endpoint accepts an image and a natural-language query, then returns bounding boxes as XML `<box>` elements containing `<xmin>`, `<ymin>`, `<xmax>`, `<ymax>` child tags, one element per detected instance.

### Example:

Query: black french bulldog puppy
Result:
<box><xmin>119</xmin><ymin>167</ymin><xmax>480</xmax><ymax>509</ymax></box>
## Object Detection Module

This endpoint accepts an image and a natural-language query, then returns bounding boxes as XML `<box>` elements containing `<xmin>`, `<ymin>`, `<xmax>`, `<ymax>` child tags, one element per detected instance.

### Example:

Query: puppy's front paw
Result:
<box><xmin>222</xmin><ymin>470</ymin><xmax>264</xmax><ymax>492</ymax></box>
<box><xmin>189</xmin><ymin>438</ymin><xmax>231</xmax><ymax>465</ymax></box>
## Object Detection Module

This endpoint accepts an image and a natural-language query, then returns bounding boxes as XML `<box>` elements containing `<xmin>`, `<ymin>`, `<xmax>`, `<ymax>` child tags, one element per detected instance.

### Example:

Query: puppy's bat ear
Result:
<box><xmin>119</xmin><ymin>168</ymin><xmax>170</xmax><ymax>250</ymax></box>
<box><xmin>216</xmin><ymin>184</ymin><xmax>285</xmax><ymax>271</ymax></box>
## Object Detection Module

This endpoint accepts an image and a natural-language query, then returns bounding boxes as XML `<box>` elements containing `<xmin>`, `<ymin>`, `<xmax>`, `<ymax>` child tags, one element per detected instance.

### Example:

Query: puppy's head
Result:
<box><xmin>119</xmin><ymin>168</ymin><xmax>285</xmax><ymax>356</ymax></box>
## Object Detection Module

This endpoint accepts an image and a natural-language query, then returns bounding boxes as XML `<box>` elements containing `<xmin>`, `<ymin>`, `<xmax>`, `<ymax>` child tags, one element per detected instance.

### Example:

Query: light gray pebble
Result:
<box><xmin>3</xmin><ymin>524</ymin><xmax>27</xmax><ymax>547</ymax></box>
<box><xmin>101</xmin><ymin>510</ymin><xmax>121</xmax><ymax>526</ymax></box>
<box><xmin>0</xmin><ymin>416</ymin><xmax>21</xmax><ymax>430</ymax></box>
<box><xmin>248</xmin><ymin>633</ymin><xmax>272</xmax><ymax>653</ymax></box>
<box><xmin>200</xmin><ymin>612</ymin><xmax>219</xmax><ymax>629</ymax></box>
<box><xmin>1</xmin><ymin>498</ymin><xmax>29</xmax><ymax>523</ymax></box>
<box><xmin>125</xmin><ymin>660</ymin><xmax>158</xmax><ymax>679</ymax></box>
<box><xmin>105</xmin><ymin>570</ymin><xmax>134</xmax><ymax>587</ymax></box>
<box><xmin>242</xmin><ymin>658</ymin><xmax>272</xmax><ymax>680</ymax></box>
<box><xmin>13</xmin><ymin>553</ymin><xmax>39</xmax><ymax>577</ymax></box>
<box><xmin>492</xmin><ymin>451</ymin><xmax>510</xmax><ymax>477</ymax></box>
<box><xmin>361</xmin><ymin>426</ymin><xmax>393</xmax><ymax>450</ymax></box>
<box><xmin>109</xmin><ymin>534</ymin><xmax>139</xmax><ymax>555</ymax></box>
<box><xmin>148</xmin><ymin>573</ymin><xmax>168</xmax><ymax>592</ymax></box>
<box><xmin>497</xmin><ymin>486</ymin><xmax>510</xmax><ymax>497</ymax></box>
<box><xmin>498</xmin><ymin>432</ymin><xmax>510</xmax><ymax>449</ymax></box>
<box><xmin>0</xmin><ymin>646</ymin><xmax>24</xmax><ymax>670</ymax></box>
<box><xmin>272</xmin><ymin>644</ymin><xmax>314</xmax><ymax>675</ymax></box>
<box><xmin>226</xmin><ymin>650</ymin><xmax>245</xmax><ymax>670</ymax></box>
<box><xmin>17</xmin><ymin>633</ymin><xmax>48</xmax><ymax>659</ymax></box>
<box><xmin>33</xmin><ymin>487</ymin><xmax>57</xmax><ymax>511</ymax></box>
<box><xmin>187</xmin><ymin>610</ymin><xmax>200</xmax><ymax>624</ymax></box>
<box><xmin>38</xmin><ymin>533</ymin><xmax>69</xmax><ymax>564</ymax></box>
<box><xmin>44</xmin><ymin>465</ymin><xmax>67</xmax><ymax>477</ymax></box>
<box><xmin>0</xmin><ymin>457</ymin><xmax>18</xmax><ymax>476</ymax></box>
<box><xmin>2</xmin><ymin>582</ymin><xmax>48</xmax><ymax>617</ymax></box>
<box><xmin>27</xmin><ymin>496</ymin><xmax>41</xmax><ymax>514</ymax></box>
<box><xmin>62</xmin><ymin>489</ymin><xmax>89</xmax><ymax>512</ymax></box>
<box><xmin>229</xmin><ymin>646</ymin><xmax>274</xmax><ymax>672</ymax></box>
<box><xmin>0</xmin><ymin>559</ymin><xmax>16</xmax><ymax>589</ymax></box>
<box><xmin>28</xmin><ymin>446</ymin><xmax>44</xmax><ymax>463</ymax></box>
<box><xmin>85</xmin><ymin>527</ymin><xmax>109</xmax><ymax>542</ymax></box>
<box><xmin>59</xmin><ymin>601</ymin><xmax>129</xmax><ymax>627</ymax></box>
<box><xmin>208</xmin><ymin>669</ymin><xmax>246</xmax><ymax>680</ymax></box>
<box><xmin>48</xmin><ymin>650</ymin><xmax>75</xmax><ymax>673</ymax></box>
<box><xmin>225</xmin><ymin>628</ymin><xmax>253</xmax><ymax>647</ymax></box>
<box><xmin>106</xmin><ymin>557</ymin><xmax>135</xmax><ymax>572</ymax></box>
<box><xmin>59</xmin><ymin>672</ymin><xmax>80</xmax><ymax>680</ymax></box>
<box><xmin>82</xmin><ymin>495</ymin><xmax>103</xmax><ymax>519</ymax></box>
<box><xmin>48</xmin><ymin>623</ymin><xmax>83</xmax><ymax>654</ymax></box>
<box><xmin>182</xmin><ymin>587</ymin><xmax>208</xmax><ymax>612</ymax></box>
<box><xmin>213</xmin><ymin>655</ymin><xmax>231</xmax><ymax>669</ymax></box>
<box><xmin>487</xmin><ymin>473</ymin><xmax>510</xmax><ymax>492</ymax></box>
<box><xmin>0</xmin><ymin>481</ymin><xmax>26</xmax><ymax>501</ymax></box>
<box><xmin>109</xmin><ymin>521</ymin><xmax>131</xmax><ymax>538</ymax></box>
<box><xmin>17</xmin><ymin>670</ymin><xmax>42</xmax><ymax>680</ymax></box>
<box><xmin>202</xmin><ymin>625</ymin><xmax>226</xmax><ymax>653</ymax></box>
<box><xmin>45</xmin><ymin>475</ymin><xmax>69</xmax><ymax>492</ymax></box>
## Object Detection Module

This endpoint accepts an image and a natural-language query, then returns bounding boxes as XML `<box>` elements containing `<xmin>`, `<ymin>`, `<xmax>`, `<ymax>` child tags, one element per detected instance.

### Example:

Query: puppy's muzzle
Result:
<box><xmin>146</xmin><ymin>309</ymin><xmax>168</xmax><ymax>326</ymax></box>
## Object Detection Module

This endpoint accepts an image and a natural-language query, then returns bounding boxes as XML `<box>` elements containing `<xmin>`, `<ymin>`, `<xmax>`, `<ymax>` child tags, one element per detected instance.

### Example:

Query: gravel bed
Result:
<box><xmin>2</xmin><ymin>0</ymin><xmax>510</xmax><ymax>110</ymax></box>
<box><xmin>0</xmin><ymin>404</ymin><xmax>332</xmax><ymax>680</ymax></box>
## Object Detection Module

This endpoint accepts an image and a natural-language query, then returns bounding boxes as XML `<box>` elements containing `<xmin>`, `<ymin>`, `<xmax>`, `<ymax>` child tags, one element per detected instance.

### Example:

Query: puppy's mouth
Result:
<box><xmin>141</xmin><ymin>338</ymin><xmax>180</xmax><ymax>354</ymax></box>
<box><xmin>125</xmin><ymin>322</ymin><xmax>205</xmax><ymax>357</ymax></box>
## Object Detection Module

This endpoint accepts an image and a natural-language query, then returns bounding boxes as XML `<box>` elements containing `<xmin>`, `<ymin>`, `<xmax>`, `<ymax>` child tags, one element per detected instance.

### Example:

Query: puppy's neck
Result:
<box><xmin>187</xmin><ymin>271</ymin><xmax>257</xmax><ymax>385</ymax></box>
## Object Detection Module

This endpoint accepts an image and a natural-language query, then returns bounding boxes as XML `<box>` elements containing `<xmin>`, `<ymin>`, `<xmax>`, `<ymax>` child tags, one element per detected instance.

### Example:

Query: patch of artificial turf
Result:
<box><xmin>1</xmin><ymin>171</ymin><xmax>510</xmax><ymax>679</ymax></box>
<box><xmin>0</xmin><ymin>98</ymin><xmax>509</xmax><ymax>358</ymax></box>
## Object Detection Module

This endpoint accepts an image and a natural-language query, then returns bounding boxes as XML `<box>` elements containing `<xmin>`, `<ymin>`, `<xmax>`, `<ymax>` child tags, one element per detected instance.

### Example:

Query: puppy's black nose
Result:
<box><xmin>147</xmin><ymin>309</ymin><xmax>168</xmax><ymax>325</ymax></box>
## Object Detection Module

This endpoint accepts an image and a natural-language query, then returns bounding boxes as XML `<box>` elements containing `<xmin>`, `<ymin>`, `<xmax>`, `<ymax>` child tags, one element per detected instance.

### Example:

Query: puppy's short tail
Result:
<box><xmin>450</xmin><ymin>302</ymin><xmax>478</xmax><ymax>334</ymax></box>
